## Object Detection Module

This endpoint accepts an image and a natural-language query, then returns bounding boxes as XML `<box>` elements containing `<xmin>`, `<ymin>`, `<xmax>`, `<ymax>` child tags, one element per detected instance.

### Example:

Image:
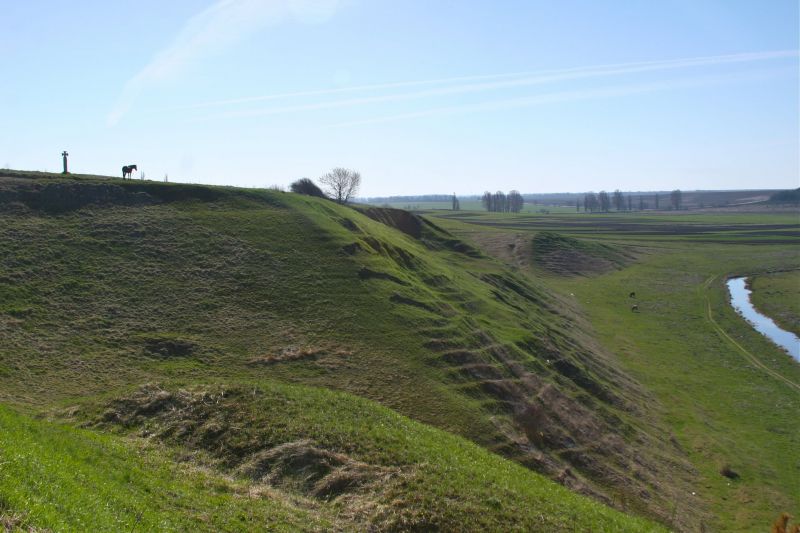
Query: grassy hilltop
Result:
<box><xmin>1</xmin><ymin>170</ymin><xmax>798</xmax><ymax>531</ymax></box>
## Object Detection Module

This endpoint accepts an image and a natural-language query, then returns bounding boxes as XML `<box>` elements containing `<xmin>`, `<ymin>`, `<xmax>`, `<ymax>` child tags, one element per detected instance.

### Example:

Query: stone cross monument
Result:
<box><xmin>61</xmin><ymin>151</ymin><xmax>69</xmax><ymax>174</ymax></box>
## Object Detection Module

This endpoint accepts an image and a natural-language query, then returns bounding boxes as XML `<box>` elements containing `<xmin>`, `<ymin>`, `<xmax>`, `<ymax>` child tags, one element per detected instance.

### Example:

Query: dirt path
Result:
<box><xmin>703</xmin><ymin>275</ymin><xmax>800</xmax><ymax>393</ymax></box>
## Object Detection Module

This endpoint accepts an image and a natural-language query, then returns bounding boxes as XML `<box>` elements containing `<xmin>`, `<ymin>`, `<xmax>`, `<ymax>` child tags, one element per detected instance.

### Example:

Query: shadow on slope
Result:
<box><xmin>531</xmin><ymin>232</ymin><xmax>636</xmax><ymax>276</ymax></box>
<box><xmin>358</xmin><ymin>206</ymin><xmax>484</xmax><ymax>257</ymax></box>
<box><xmin>87</xmin><ymin>382</ymin><xmax>666</xmax><ymax>532</ymax></box>
<box><xmin>0</xmin><ymin>175</ymin><xmax>699</xmax><ymax>530</ymax></box>
<box><xmin>317</xmin><ymin>207</ymin><xmax>702</xmax><ymax>530</ymax></box>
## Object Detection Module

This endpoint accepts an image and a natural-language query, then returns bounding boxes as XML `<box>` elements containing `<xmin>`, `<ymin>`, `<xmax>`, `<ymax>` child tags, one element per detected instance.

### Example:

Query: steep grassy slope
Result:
<box><xmin>1</xmin><ymin>173</ymin><xmax>699</xmax><ymax>529</ymax></box>
<box><xmin>0</xmin><ymin>404</ymin><xmax>328</xmax><ymax>532</ymax></box>
<box><xmin>430</xmin><ymin>209</ymin><xmax>800</xmax><ymax>531</ymax></box>
<box><xmin>1</xmin><ymin>382</ymin><xmax>668</xmax><ymax>532</ymax></box>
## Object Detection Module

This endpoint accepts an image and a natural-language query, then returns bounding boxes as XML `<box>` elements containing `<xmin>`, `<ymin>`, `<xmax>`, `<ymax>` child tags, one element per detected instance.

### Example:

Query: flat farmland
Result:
<box><xmin>429</xmin><ymin>210</ymin><xmax>800</xmax><ymax>244</ymax></box>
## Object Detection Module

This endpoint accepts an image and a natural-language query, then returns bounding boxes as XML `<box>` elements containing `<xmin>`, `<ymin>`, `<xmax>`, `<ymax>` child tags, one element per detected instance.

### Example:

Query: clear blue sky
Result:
<box><xmin>2</xmin><ymin>1</ymin><xmax>798</xmax><ymax>196</ymax></box>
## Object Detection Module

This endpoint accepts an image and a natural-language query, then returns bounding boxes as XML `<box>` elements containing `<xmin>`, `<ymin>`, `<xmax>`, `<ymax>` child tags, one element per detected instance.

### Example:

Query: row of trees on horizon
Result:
<box><xmin>481</xmin><ymin>190</ymin><xmax>525</xmax><ymax>212</ymax></box>
<box><xmin>361</xmin><ymin>190</ymin><xmax>692</xmax><ymax>209</ymax></box>
<box><xmin>580</xmin><ymin>189</ymin><xmax>682</xmax><ymax>212</ymax></box>
<box><xmin>279</xmin><ymin>175</ymin><xmax>786</xmax><ymax>217</ymax></box>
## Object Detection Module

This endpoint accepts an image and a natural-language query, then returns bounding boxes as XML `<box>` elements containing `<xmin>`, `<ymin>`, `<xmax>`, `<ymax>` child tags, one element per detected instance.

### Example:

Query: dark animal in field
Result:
<box><xmin>629</xmin><ymin>291</ymin><xmax>636</xmax><ymax>298</ymax></box>
<box><xmin>122</xmin><ymin>164</ymin><xmax>138</xmax><ymax>179</ymax></box>
<box><xmin>631</xmin><ymin>304</ymin><xmax>639</xmax><ymax>312</ymax></box>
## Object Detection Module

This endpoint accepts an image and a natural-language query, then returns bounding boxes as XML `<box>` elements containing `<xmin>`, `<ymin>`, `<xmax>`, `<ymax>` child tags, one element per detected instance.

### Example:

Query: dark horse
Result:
<box><xmin>121</xmin><ymin>164</ymin><xmax>138</xmax><ymax>179</ymax></box>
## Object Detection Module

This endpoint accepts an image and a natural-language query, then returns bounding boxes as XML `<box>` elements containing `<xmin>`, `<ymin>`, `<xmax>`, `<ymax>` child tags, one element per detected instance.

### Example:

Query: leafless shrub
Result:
<box><xmin>289</xmin><ymin>178</ymin><xmax>326</xmax><ymax>198</ymax></box>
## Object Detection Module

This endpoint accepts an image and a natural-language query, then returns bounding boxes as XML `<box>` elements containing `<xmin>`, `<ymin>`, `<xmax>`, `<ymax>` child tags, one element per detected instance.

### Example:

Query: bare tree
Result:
<box><xmin>508</xmin><ymin>190</ymin><xmax>524</xmax><ymax>212</ymax></box>
<box><xmin>493</xmin><ymin>191</ymin><xmax>507</xmax><ymax>212</ymax></box>
<box><xmin>613</xmin><ymin>190</ymin><xmax>624</xmax><ymax>211</ymax></box>
<box><xmin>584</xmin><ymin>192</ymin><xmax>599</xmax><ymax>212</ymax></box>
<box><xmin>319</xmin><ymin>167</ymin><xmax>361</xmax><ymax>204</ymax></box>
<box><xmin>670</xmin><ymin>189</ymin><xmax>682</xmax><ymax>210</ymax></box>
<box><xmin>452</xmin><ymin>193</ymin><xmax>460</xmax><ymax>211</ymax></box>
<box><xmin>481</xmin><ymin>191</ymin><xmax>493</xmax><ymax>211</ymax></box>
<box><xmin>598</xmin><ymin>190</ymin><xmax>611</xmax><ymax>212</ymax></box>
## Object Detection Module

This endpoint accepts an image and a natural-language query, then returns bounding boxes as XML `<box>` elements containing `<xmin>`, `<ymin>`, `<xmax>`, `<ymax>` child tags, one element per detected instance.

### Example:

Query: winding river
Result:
<box><xmin>726</xmin><ymin>277</ymin><xmax>800</xmax><ymax>362</ymax></box>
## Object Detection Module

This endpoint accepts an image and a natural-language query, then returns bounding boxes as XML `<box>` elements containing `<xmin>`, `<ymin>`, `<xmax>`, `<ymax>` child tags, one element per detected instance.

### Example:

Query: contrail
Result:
<box><xmin>107</xmin><ymin>0</ymin><xmax>345</xmax><ymax>126</ymax></box>
<box><xmin>175</xmin><ymin>71</ymin><xmax>538</xmax><ymax>110</ymax></box>
<box><xmin>189</xmin><ymin>49</ymin><xmax>797</xmax><ymax>115</ymax></box>
<box><xmin>195</xmin><ymin>50</ymin><xmax>798</xmax><ymax>119</ymax></box>
<box><xmin>325</xmin><ymin>67</ymin><xmax>795</xmax><ymax>128</ymax></box>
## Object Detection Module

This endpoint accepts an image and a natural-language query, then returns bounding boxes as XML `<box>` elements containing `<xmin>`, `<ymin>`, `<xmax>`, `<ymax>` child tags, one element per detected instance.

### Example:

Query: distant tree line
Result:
<box><xmin>670</xmin><ymin>189</ymin><xmax>682</xmax><ymax>210</ymax></box>
<box><xmin>481</xmin><ymin>190</ymin><xmax>524</xmax><ymax>212</ymax></box>
<box><xmin>580</xmin><ymin>189</ymin><xmax>682</xmax><ymax>213</ymax></box>
<box><xmin>769</xmin><ymin>188</ymin><xmax>800</xmax><ymax>204</ymax></box>
<box><xmin>361</xmin><ymin>194</ymin><xmax>454</xmax><ymax>204</ymax></box>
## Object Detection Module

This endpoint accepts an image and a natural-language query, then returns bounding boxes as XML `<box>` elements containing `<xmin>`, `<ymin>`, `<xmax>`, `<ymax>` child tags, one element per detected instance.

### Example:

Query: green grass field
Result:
<box><xmin>369</xmin><ymin>199</ymin><xmax>578</xmax><ymax>214</ymax></box>
<box><xmin>1</xmin><ymin>170</ymin><xmax>798</xmax><ymax>531</ymax></box>
<box><xmin>429</xmin><ymin>208</ymin><xmax>800</xmax><ymax>531</ymax></box>
<box><xmin>0</xmin><ymin>171</ymin><xmax>673</xmax><ymax>531</ymax></box>
<box><xmin>749</xmin><ymin>270</ymin><xmax>800</xmax><ymax>337</ymax></box>
<box><xmin>0</xmin><ymin>403</ymin><xmax>329</xmax><ymax>532</ymax></box>
<box><xmin>1</xmin><ymin>380</ymin><xmax>668</xmax><ymax>532</ymax></box>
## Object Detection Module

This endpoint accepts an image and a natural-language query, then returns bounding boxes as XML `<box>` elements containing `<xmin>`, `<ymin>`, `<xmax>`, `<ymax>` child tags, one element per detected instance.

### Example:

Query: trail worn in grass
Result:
<box><xmin>434</xmin><ymin>209</ymin><xmax>800</xmax><ymax>532</ymax></box>
<box><xmin>558</xmin><ymin>251</ymin><xmax>800</xmax><ymax>532</ymax></box>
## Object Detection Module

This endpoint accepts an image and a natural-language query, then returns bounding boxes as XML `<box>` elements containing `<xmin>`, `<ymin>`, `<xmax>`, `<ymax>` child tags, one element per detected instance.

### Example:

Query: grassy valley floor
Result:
<box><xmin>748</xmin><ymin>270</ymin><xmax>800</xmax><ymax>337</ymax></box>
<box><xmin>431</xmin><ymin>209</ymin><xmax>800</xmax><ymax>531</ymax></box>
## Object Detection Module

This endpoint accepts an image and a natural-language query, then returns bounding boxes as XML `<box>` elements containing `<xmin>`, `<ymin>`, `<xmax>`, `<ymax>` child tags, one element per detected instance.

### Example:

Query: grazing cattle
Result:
<box><xmin>122</xmin><ymin>164</ymin><xmax>138</xmax><ymax>179</ymax></box>
<box><xmin>631</xmin><ymin>304</ymin><xmax>639</xmax><ymax>312</ymax></box>
<box><xmin>629</xmin><ymin>291</ymin><xmax>636</xmax><ymax>298</ymax></box>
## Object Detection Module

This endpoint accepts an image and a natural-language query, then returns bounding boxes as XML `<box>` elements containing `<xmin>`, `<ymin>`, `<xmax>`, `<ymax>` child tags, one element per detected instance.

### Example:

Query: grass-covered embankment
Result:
<box><xmin>1</xmin><ymin>172</ymin><xmax>687</xmax><ymax>529</ymax></box>
<box><xmin>0</xmin><ymin>403</ymin><xmax>328</xmax><ymax>532</ymax></box>
<box><xmin>432</xmin><ymin>209</ymin><xmax>800</xmax><ymax>532</ymax></box>
<box><xmin>0</xmin><ymin>380</ymin><xmax>668</xmax><ymax>532</ymax></box>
